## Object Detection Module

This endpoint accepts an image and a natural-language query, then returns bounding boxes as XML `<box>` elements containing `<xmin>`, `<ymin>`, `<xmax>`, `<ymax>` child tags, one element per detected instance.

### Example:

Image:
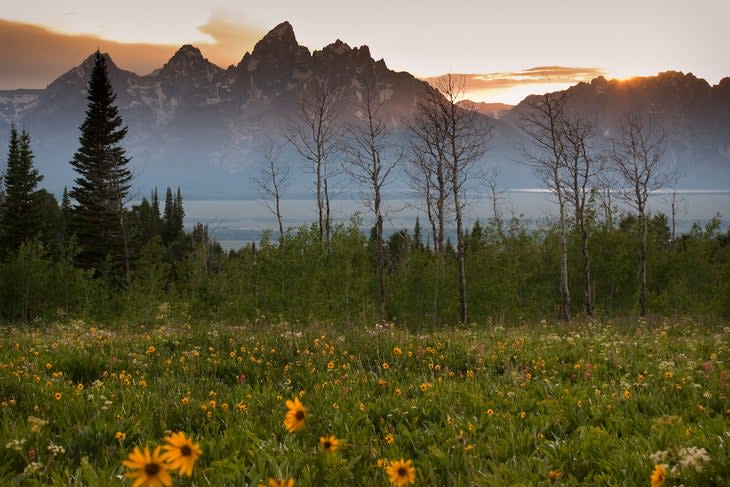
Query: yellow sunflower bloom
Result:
<box><xmin>160</xmin><ymin>432</ymin><xmax>202</xmax><ymax>477</ymax></box>
<box><xmin>283</xmin><ymin>397</ymin><xmax>306</xmax><ymax>432</ymax></box>
<box><xmin>319</xmin><ymin>435</ymin><xmax>340</xmax><ymax>453</ymax></box>
<box><xmin>261</xmin><ymin>478</ymin><xmax>296</xmax><ymax>487</ymax></box>
<box><xmin>386</xmin><ymin>458</ymin><xmax>416</xmax><ymax>486</ymax></box>
<box><xmin>122</xmin><ymin>446</ymin><xmax>173</xmax><ymax>487</ymax></box>
<box><xmin>650</xmin><ymin>464</ymin><xmax>667</xmax><ymax>487</ymax></box>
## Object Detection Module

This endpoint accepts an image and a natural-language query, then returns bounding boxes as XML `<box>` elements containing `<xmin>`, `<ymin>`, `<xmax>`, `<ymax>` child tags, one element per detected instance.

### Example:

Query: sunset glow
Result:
<box><xmin>463</xmin><ymin>83</ymin><xmax>580</xmax><ymax>106</ymax></box>
<box><xmin>1</xmin><ymin>0</ymin><xmax>728</xmax><ymax>104</ymax></box>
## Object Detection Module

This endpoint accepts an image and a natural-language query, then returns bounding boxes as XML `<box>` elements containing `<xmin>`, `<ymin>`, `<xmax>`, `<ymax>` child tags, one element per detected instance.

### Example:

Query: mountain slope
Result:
<box><xmin>504</xmin><ymin>72</ymin><xmax>730</xmax><ymax>187</ymax></box>
<box><xmin>0</xmin><ymin>22</ymin><xmax>728</xmax><ymax>197</ymax></box>
<box><xmin>0</xmin><ymin>22</ymin><xmax>435</xmax><ymax>198</ymax></box>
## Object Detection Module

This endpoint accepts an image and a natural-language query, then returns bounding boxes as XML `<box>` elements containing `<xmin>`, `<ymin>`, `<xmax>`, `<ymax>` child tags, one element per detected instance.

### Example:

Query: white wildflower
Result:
<box><xmin>650</xmin><ymin>450</ymin><xmax>669</xmax><ymax>464</ymax></box>
<box><xmin>677</xmin><ymin>446</ymin><xmax>710</xmax><ymax>472</ymax></box>
<box><xmin>23</xmin><ymin>462</ymin><xmax>43</xmax><ymax>474</ymax></box>
<box><xmin>47</xmin><ymin>443</ymin><xmax>65</xmax><ymax>456</ymax></box>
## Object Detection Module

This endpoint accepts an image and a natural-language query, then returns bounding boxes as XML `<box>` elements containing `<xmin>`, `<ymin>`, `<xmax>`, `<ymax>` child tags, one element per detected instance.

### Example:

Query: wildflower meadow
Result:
<box><xmin>0</xmin><ymin>318</ymin><xmax>728</xmax><ymax>486</ymax></box>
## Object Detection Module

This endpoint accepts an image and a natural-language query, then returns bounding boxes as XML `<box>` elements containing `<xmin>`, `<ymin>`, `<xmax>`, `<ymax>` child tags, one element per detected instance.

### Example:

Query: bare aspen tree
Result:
<box><xmin>343</xmin><ymin>78</ymin><xmax>403</xmax><ymax>316</ymax></box>
<box><xmin>407</xmin><ymin>86</ymin><xmax>451</xmax><ymax>253</ymax></box>
<box><xmin>662</xmin><ymin>177</ymin><xmax>683</xmax><ymax>243</ymax></box>
<box><xmin>519</xmin><ymin>92</ymin><xmax>571</xmax><ymax>321</ymax></box>
<box><xmin>561</xmin><ymin>115</ymin><xmax>602</xmax><ymax>317</ymax></box>
<box><xmin>253</xmin><ymin>139</ymin><xmax>289</xmax><ymax>245</ymax></box>
<box><xmin>610</xmin><ymin>113</ymin><xmax>670</xmax><ymax>317</ymax></box>
<box><xmin>409</xmin><ymin>74</ymin><xmax>490</xmax><ymax>324</ymax></box>
<box><xmin>443</xmin><ymin>76</ymin><xmax>491</xmax><ymax>325</ymax></box>
<box><xmin>286</xmin><ymin>80</ymin><xmax>341</xmax><ymax>247</ymax></box>
<box><xmin>596</xmin><ymin>176</ymin><xmax>616</xmax><ymax>229</ymax></box>
<box><xmin>484</xmin><ymin>169</ymin><xmax>507</xmax><ymax>241</ymax></box>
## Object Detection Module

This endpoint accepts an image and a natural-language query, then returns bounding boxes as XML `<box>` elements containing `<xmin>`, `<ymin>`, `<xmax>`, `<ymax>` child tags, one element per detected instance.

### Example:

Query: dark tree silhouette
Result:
<box><xmin>1</xmin><ymin>126</ymin><xmax>44</xmax><ymax>253</ymax></box>
<box><xmin>69</xmin><ymin>51</ymin><xmax>133</xmax><ymax>283</ymax></box>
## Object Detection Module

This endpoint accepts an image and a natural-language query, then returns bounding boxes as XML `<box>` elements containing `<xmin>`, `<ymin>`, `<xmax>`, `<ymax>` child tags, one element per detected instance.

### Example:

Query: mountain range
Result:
<box><xmin>0</xmin><ymin>21</ymin><xmax>728</xmax><ymax>199</ymax></box>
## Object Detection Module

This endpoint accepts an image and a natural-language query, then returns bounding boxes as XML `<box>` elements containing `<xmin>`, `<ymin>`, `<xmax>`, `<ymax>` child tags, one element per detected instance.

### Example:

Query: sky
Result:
<box><xmin>2</xmin><ymin>0</ymin><xmax>728</xmax><ymax>104</ymax></box>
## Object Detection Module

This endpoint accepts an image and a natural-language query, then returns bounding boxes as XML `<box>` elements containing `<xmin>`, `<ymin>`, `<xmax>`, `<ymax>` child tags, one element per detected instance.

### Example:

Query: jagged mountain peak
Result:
<box><xmin>73</xmin><ymin>51</ymin><xmax>124</xmax><ymax>79</ymax></box>
<box><xmin>80</xmin><ymin>51</ymin><xmax>113</xmax><ymax>67</ymax></box>
<box><xmin>170</xmin><ymin>45</ymin><xmax>205</xmax><ymax>61</ymax></box>
<box><xmin>266</xmin><ymin>21</ymin><xmax>295</xmax><ymax>39</ymax></box>
<box><xmin>239</xmin><ymin>20</ymin><xmax>309</xmax><ymax>72</ymax></box>
<box><xmin>253</xmin><ymin>21</ymin><xmax>300</xmax><ymax>53</ymax></box>
<box><xmin>317</xmin><ymin>40</ymin><xmax>373</xmax><ymax>60</ymax></box>
<box><xmin>322</xmin><ymin>39</ymin><xmax>351</xmax><ymax>54</ymax></box>
<box><xmin>160</xmin><ymin>44</ymin><xmax>221</xmax><ymax>77</ymax></box>
<box><xmin>47</xmin><ymin>51</ymin><xmax>133</xmax><ymax>94</ymax></box>
<box><xmin>4</xmin><ymin>21</ymin><xmax>727</xmax><ymax>197</ymax></box>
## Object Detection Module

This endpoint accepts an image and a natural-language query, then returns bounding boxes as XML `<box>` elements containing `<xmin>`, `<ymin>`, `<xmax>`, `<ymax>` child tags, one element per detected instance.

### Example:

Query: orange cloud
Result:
<box><xmin>423</xmin><ymin>67</ymin><xmax>606</xmax><ymax>105</ymax></box>
<box><xmin>424</xmin><ymin>66</ymin><xmax>606</xmax><ymax>93</ymax></box>
<box><xmin>197</xmin><ymin>15</ymin><xmax>265</xmax><ymax>67</ymax></box>
<box><xmin>0</xmin><ymin>19</ymin><xmax>178</xmax><ymax>88</ymax></box>
<box><xmin>0</xmin><ymin>17</ymin><xmax>264</xmax><ymax>90</ymax></box>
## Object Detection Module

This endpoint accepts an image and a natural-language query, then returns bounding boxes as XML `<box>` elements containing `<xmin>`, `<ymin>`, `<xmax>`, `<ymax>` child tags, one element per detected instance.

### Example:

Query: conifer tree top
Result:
<box><xmin>68</xmin><ymin>49</ymin><xmax>134</xmax><ymax>273</ymax></box>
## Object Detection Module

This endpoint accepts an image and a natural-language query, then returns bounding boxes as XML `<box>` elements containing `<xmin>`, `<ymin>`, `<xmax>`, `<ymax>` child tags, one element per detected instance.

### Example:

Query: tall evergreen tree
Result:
<box><xmin>59</xmin><ymin>187</ymin><xmax>72</xmax><ymax>243</ymax></box>
<box><xmin>162</xmin><ymin>187</ymin><xmax>175</xmax><ymax>244</ymax></box>
<box><xmin>69</xmin><ymin>51</ymin><xmax>133</xmax><ymax>277</ymax></box>
<box><xmin>128</xmin><ymin>189</ymin><xmax>164</xmax><ymax>249</ymax></box>
<box><xmin>1</xmin><ymin>126</ymin><xmax>44</xmax><ymax>253</ymax></box>
<box><xmin>174</xmin><ymin>186</ymin><xmax>185</xmax><ymax>235</ymax></box>
<box><xmin>151</xmin><ymin>188</ymin><xmax>161</xmax><ymax>227</ymax></box>
<box><xmin>412</xmin><ymin>217</ymin><xmax>423</xmax><ymax>251</ymax></box>
<box><xmin>162</xmin><ymin>186</ymin><xmax>185</xmax><ymax>245</ymax></box>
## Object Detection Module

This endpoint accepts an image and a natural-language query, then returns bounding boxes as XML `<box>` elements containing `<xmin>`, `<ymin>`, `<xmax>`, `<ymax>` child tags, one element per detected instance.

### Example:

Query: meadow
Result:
<box><xmin>0</xmin><ymin>317</ymin><xmax>728</xmax><ymax>486</ymax></box>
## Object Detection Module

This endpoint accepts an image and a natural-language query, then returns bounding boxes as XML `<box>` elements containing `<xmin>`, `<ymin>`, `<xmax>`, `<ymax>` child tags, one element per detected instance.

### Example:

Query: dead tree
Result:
<box><xmin>253</xmin><ymin>139</ymin><xmax>289</xmax><ymax>245</ymax></box>
<box><xmin>519</xmin><ymin>92</ymin><xmax>571</xmax><ymax>321</ymax></box>
<box><xmin>286</xmin><ymin>80</ymin><xmax>341</xmax><ymax>247</ymax></box>
<box><xmin>409</xmin><ymin>74</ymin><xmax>490</xmax><ymax>324</ymax></box>
<box><xmin>561</xmin><ymin>115</ymin><xmax>602</xmax><ymax>317</ymax></box>
<box><xmin>610</xmin><ymin>113</ymin><xmax>671</xmax><ymax>317</ymax></box>
<box><xmin>484</xmin><ymin>169</ymin><xmax>507</xmax><ymax>241</ymax></box>
<box><xmin>595</xmin><ymin>175</ymin><xmax>616</xmax><ymax>230</ymax></box>
<box><xmin>407</xmin><ymin>87</ymin><xmax>451</xmax><ymax>253</ymax></box>
<box><xmin>343</xmin><ymin>78</ymin><xmax>403</xmax><ymax>317</ymax></box>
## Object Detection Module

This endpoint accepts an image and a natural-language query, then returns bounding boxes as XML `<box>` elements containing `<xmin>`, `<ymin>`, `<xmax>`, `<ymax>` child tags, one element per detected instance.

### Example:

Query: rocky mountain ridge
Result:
<box><xmin>0</xmin><ymin>21</ymin><xmax>728</xmax><ymax>197</ymax></box>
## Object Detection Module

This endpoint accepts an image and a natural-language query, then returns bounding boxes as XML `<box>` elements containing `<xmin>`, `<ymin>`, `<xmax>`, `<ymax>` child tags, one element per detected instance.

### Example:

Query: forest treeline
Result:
<box><xmin>0</xmin><ymin>203</ymin><xmax>728</xmax><ymax>325</ymax></box>
<box><xmin>0</xmin><ymin>55</ymin><xmax>728</xmax><ymax>326</ymax></box>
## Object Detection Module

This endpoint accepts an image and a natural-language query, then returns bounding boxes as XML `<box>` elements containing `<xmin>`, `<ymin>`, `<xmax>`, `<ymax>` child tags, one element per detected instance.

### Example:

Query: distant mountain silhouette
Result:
<box><xmin>504</xmin><ymin>73</ymin><xmax>730</xmax><ymax>187</ymax></box>
<box><xmin>0</xmin><ymin>21</ymin><xmax>433</xmax><ymax>197</ymax></box>
<box><xmin>459</xmin><ymin>101</ymin><xmax>514</xmax><ymax>118</ymax></box>
<box><xmin>0</xmin><ymin>21</ymin><xmax>728</xmax><ymax>198</ymax></box>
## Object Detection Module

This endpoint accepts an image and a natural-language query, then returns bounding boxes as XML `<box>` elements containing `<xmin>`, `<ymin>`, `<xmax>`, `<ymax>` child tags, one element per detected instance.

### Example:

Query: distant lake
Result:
<box><xmin>183</xmin><ymin>190</ymin><xmax>730</xmax><ymax>251</ymax></box>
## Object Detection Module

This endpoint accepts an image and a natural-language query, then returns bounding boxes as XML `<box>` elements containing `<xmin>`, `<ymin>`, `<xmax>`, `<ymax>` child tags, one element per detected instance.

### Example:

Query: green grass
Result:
<box><xmin>0</xmin><ymin>318</ymin><xmax>728</xmax><ymax>486</ymax></box>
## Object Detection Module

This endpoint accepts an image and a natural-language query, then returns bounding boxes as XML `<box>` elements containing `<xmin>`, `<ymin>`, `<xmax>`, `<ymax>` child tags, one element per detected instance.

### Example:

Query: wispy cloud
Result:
<box><xmin>423</xmin><ymin>66</ymin><xmax>606</xmax><ymax>104</ymax></box>
<box><xmin>197</xmin><ymin>13</ymin><xmax>264</xmax><ymax>66</ymax></box>
<box><xmin>424</xmin><ymin>66</ymin><xmax>605</xmax><ymax>92</ymax></box>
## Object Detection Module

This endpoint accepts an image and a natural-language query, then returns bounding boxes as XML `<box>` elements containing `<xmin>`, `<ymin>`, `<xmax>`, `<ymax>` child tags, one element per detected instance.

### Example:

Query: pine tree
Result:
<box><xmin>162</xmin><ymin>186</ymin><xmax>185</xmax><ymax>245</ymax></box>
<box><xmin>466</xmin><ymin>219</ymin><xmax>484</xmax><ymax>252</ymax></box>
<box><xmin>59</xmin><ymin>187</ymin><xmax>72</xmax><ymax>243</ymax></box>
<box><xmin>412</xmin><ymin>217</ymin><xmax>423</xmax><ymax>251</ymax></box>
<box><xmin>1</xmin><ymin>126</ymin><xmax>44</xmax><ymax>253</ymax></box>
<box><xmin>128</xmin><ymin>190</ymin><xmax>163</xmax><ymax>249</ymax></box>
<box><xmin>151</xmin><ymin>188</ymin><xmax>161</xmax><ymax>230</ymax></box>
<box><xmin>174</xmin><ymin>186</ymin><xmax>185</xmax><ymax>235</ymax></box>
<box><xmin>162</xmin><ymin>187</ymin><xmax>175</xmax><ymax>244</ymax></box>
<box><xmin>69</xmin><ymin>51</ymin><xmax>133</xmax><ymax>277</ymax></box>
